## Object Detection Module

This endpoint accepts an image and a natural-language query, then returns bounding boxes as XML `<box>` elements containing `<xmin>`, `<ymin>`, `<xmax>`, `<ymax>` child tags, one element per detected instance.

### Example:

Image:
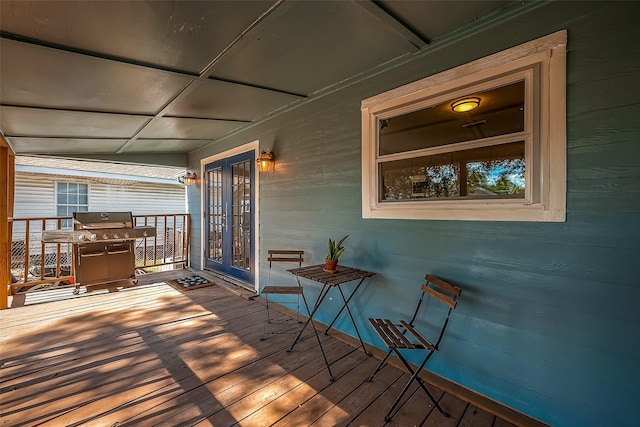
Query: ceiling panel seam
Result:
<box><xmin>351</xmin><ymin>0</ymin><xmax>428</xmax><ymax>49</ymax></box>
<box><xmin>116</xmin><ymin>0</ymin><xmax>291</xmax><ymax>154</ymax></box>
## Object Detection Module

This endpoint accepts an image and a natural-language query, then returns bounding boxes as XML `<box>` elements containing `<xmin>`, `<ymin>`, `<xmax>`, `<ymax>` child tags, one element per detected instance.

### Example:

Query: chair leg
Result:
<box><xmin>263</xmin><ymin>294</ymin><xmax>272</xmax><ymax>336</ymax></box>
<box><xmin>299</xmin><ymin>291</ymin><xmax>312</xmax><ymax>325</ymax></box>
<box><xmin>263</xmin><ymin>293</ymin><xmax>304</xmax><ymax>336</ymax></box>
<box><xmin>383</xmin><ymin>349</ymin><xmax>449</xmax><ymax>422</ymax></box>
<box><xmin>365</xmin><ymin>348</ymin><xmax>393</xmax><ymax>382</ymax></box>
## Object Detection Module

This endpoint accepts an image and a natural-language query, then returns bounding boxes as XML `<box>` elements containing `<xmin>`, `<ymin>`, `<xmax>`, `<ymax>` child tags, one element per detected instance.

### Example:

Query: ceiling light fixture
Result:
<box><xmin>451</xmin><ymin>97</ymin><xmax>481</xmax><ymax>113</ymax></box>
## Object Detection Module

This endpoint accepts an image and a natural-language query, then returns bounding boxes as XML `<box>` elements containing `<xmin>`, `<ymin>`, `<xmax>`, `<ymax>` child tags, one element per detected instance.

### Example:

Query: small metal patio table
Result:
<box><xmin>287</xmin><ymin>264</ymin><xmax>376</xmax><ymax>381</ymax></box>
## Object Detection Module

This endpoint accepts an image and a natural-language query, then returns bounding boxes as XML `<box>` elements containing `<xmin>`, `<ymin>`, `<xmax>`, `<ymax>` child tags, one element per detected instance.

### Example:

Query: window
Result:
<box><xmin>56</xmin><ymin>182</ymin><xmax>89</xmax><ymax>225</ymax></box>
<box><xmin>361</xmin><ymin>31</ymin><xmax>567</xmax><ymax>222</ymax></box>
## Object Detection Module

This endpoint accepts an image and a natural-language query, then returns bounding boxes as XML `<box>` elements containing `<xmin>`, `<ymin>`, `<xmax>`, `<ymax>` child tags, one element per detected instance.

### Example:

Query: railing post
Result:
<box><xmin>1</xmin><ymin>143</ymin><xmax>15</xmax><ymax>309</ymax></box>
<box><xmin>185</xmin><ymin>214</ymin><xmax>190</xmax><ymax>267</ymax></box>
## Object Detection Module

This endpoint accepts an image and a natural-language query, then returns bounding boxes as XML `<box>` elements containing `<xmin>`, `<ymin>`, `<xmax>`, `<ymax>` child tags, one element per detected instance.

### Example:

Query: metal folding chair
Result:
<box><xmin>261</xmin><ymin>250</ymin><xmax>310</xmax><ymax>336</ymax></box>
<box><xmin>366</xmin><ymin>274</ymin><xmax>462</xmax><ymax>422</ymax></box>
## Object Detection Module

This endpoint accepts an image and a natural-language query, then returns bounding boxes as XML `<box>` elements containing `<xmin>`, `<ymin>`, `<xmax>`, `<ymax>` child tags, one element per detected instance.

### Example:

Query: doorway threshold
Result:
<box><xmin>199</xmin><ymin>270</ymin><xmax>257</xmax><ymax>300</ymax></box>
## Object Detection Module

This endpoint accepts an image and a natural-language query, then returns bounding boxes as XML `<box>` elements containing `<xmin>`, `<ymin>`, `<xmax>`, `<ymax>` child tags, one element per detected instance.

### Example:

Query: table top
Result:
<box><xmin>288</xmin><ymin>264</ymin><xmax>375</xmax><ymax>286</ymax></box>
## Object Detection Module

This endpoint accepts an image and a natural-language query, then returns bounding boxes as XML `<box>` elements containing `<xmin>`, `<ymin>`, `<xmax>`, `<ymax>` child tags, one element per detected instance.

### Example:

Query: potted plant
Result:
<box><xmin>325</xmin><ymin>235</ymin><xmax>349</xmax><ymax>273</ymax></box>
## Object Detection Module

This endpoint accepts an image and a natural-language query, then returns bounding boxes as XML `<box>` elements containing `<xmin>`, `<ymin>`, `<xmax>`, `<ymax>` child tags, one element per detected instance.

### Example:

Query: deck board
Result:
<box><xmin>0</xmin><ymin>271</ymin><xmax>520</xmax><ymax>427</ymax></box>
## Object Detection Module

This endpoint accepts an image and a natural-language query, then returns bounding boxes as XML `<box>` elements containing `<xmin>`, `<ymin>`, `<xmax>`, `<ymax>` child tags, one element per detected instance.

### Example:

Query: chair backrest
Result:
<box><xmin>267</xmin><ymin>249</ymin><xmax>304</xmax><ymax>266</ymax></box>
<box><xmin>408</xmin><ymin>274</ymin><xmax>462</xmax><ymax>348</ymax></box>
<box><xmin>267</xmin><ymin>250</ymin><xmax>304</xmax><ymax>285</ymax></box>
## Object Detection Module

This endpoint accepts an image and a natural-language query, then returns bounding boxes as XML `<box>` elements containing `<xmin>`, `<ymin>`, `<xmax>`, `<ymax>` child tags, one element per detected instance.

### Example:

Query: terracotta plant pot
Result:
<box><xmin>324</xmin><ymin>258</ymin><xmax>338</xmax><ymax>274</ymax></box>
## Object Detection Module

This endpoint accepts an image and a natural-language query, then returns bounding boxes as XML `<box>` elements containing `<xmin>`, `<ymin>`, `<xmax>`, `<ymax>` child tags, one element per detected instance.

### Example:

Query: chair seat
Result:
<box><xmin>262</xmin><ymin>285</ymin><xmax>303</xmax><ymax>295</ymax></box>
<box><xmin>368</xmin><ymin>318</ymin><xmax>435</xmax><ymax>350</ymax></box>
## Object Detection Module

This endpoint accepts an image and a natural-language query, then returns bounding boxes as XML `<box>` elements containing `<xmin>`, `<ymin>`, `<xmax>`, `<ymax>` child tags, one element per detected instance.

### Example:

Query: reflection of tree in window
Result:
<box><xmin>424</xmin><ymin>164</ymin><xmax>459</xmax><ymax>198</ymax></box>
<box><xmin>467</xmin><ymin>158</ymin><xmax>525</xmax><ymax>197</ymax></box>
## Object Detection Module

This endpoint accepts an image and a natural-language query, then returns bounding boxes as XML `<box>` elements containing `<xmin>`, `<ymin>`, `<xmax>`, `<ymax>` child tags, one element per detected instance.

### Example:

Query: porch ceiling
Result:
<box><xmin>0</xmin><ymin>0</ymin><xmax>510</xmax><ymax>166</ymax></box>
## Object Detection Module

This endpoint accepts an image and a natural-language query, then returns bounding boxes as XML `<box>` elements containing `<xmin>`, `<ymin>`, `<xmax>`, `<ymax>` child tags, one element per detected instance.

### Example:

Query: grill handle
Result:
<box><xmin>81</xmin><ymin>252</ymin><xmax>104</xmax><ymax>258</ymax></box>
<box><xmin>79</xmin><ymin>250</ymin><xmax>104</xmax><ymax>266</ymax></box>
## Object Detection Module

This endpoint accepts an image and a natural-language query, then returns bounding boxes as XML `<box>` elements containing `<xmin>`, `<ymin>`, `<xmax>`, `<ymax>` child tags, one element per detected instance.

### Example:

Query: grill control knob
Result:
<box><xmin>90</xmin><ymin>233</ymin><xmax>97</xmax><ymax>240</ymax></box>
<box><xmin>123</xmin><ymin>232</ymin><xmax>130</xmax><ymax>239</ymax></box>
<box><xmin>113</xmin><ymin>233</ymin><xmax>120</xmax><ymax>239</ymax></box>
<box><xmin>142</xmin><ymin>231</ymin><xmax>148</xmax><ymax>237</ymax></box>
<box><xmin>78</xmin><ymin>234</ymin><xmax>86</xmax><ymax>241</ymax></box>
<box><xmin>103</xmin><ymin>234</ymin><xmax>109</xmax><ymax>240</ymax></box>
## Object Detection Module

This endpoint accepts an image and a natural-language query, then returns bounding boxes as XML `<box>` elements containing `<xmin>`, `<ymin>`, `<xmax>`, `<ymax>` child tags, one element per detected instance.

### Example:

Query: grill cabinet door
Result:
<box><xmin>107</xmin><ymin>242</ymin><xmax>135</xmax><ymax>280</ymax></box>
<box><xmin>75</xmin><ymin>243</ymin><xmax>108</xmax><ymax>285</ymax></box>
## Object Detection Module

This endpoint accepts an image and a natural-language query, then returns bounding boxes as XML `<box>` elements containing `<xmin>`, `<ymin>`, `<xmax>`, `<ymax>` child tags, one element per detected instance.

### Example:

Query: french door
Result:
<box><xmin>204</xmin><ymin>150</ymin><xmax>254</xmax><ymax>284</ymax></box>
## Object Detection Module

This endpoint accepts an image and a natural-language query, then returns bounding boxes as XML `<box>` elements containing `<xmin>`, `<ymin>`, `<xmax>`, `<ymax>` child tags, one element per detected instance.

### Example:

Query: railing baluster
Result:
<box><xmin>24</xmin><ymin>220</ymin><xmax>30</xmax><ymax>283</ymax></box>
<box><xmin>172</xmin><ymin>215</ymin><xmax>177</xmax><ymax>265</ymax></box>
<box><xmin>143</xmin><ymin>216</ymin><xmax>148</xmax><ymax>267</ymax></box>
<box><xmin>39</xmin><ymin>219</ymin><xmax>46</xmax><ymax>280</ymax></box>
<box><xmin>55</xmin><ymin>219</ymin><xmax>62</xmax><ymax>278</ymax></box>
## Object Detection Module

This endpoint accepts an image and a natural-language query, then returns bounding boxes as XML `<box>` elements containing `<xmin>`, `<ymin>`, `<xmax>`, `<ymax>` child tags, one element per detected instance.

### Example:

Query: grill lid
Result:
<box><xmin>73</xmin><ymin>211</ymin><xmax>133</xmax><ymax>229</ymax></box>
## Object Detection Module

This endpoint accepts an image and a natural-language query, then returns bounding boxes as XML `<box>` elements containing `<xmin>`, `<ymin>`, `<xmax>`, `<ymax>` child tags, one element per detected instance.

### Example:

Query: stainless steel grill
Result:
<box><xmin>42</xmin><ymin>211</ymin><xmax>155</xmax><ymax>243</ymax></box>
<box><xmin>42</xmin><ymin>211</ymin><xmax>157</xmax><ymax>291</ymax></box>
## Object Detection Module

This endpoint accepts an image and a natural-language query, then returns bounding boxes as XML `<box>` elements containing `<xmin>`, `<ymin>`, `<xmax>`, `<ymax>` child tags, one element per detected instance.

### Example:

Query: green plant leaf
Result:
<box><xmin>326</xmin><ymin>235</ymin><xmax>349</xmax><ymax>260</ymax></box>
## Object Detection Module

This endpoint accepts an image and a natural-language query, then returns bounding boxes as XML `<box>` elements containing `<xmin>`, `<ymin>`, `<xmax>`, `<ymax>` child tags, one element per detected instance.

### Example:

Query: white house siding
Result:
<box><xmin>90</xmin><ymin>182</ymin><xmax>184</xmax><ymax>214</ymax></box>
<box><xmin>14</xmin><ymin>173</ymin><xmax>185</xmax><ymax>218</ymax></box>
<box><xmin>13</xmin><ymin>175</ymin><xmax>56</xmax><ymax>219</ymax></box>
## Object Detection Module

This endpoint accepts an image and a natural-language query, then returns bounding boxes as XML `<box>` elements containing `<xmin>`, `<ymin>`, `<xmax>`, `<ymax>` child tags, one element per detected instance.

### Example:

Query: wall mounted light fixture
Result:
<box><xmin>451</xmin><ymin>97</ymin><xmax>481</xmax><ymax>113</ymax></box>
<box><xmin>183</xmin><ymin>172</ymin><xmax>197</xmax><ymax>186</ymax></box>
<box><xmin>256</xmin><ymin>148</ymin><xmax>275</xmax><ymax>173</ymax></box>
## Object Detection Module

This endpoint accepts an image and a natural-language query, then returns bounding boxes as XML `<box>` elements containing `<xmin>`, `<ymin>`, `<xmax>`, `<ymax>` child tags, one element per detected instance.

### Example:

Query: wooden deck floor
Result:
<box><xmin>0</xmin><ymin>271</ymin><xmax>519</xmax><ymax>427</ymax></box>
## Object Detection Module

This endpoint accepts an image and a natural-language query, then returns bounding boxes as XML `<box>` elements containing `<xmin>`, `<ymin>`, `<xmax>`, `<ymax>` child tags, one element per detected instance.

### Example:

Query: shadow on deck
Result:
<box><xmin>0</xmin><ymin>269</ymin><xmax>523</xmax><ymax>426</ymax></box>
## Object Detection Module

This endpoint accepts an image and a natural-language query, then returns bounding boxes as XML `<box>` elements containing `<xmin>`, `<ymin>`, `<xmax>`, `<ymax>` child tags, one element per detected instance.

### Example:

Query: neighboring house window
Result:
<box><xmin>56</xmin><ymin>182</ymin><xmax>89</xmax><ymax>225</ymax></box>
<box><xmin>361</xmin><ymin>31</ymin><xmax>567</xmax><ymax>222</ymax></box>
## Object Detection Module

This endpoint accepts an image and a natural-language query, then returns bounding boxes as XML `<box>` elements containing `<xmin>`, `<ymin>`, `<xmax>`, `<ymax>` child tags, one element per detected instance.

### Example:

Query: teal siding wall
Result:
<box><xmin>188</xmin><ymin>2</ymin><xmax>640</xmax><ymax>426</ymax></box>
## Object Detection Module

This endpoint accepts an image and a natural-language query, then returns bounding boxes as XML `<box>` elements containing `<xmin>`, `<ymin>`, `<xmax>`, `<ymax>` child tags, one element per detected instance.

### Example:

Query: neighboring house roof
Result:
<box><xmin>15</xmin><ymin>156</ymin><xmax>185</xmax><ymax>185</ymax></box>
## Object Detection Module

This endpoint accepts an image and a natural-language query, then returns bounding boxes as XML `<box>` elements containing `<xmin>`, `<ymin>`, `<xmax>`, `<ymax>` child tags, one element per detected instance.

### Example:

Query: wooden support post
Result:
<box><xmin>1</xmin><ymin>138</ymin><xmax>15</xmax><ymax>310</ymax></box>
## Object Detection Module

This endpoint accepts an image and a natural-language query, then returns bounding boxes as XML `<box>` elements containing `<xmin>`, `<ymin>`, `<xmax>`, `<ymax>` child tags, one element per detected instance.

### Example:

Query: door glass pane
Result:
<box><xmin>379</xmin><ymin>80</ymin><xmax>525</xmax><ymax>156</ymax></box>
<box><xmin>208</xmin><ymin>167</ymin><xmax>223</xmax><ymax>262</ymax></box>
<box><xmin>231</xmin><ymin>160</ymin><xmax>251</xmax><ymax>269</ymax></box>
<box><xmin>379</xmin><ymin>141</ymin><xmax>525</xmax><ymax>201</ymax></box>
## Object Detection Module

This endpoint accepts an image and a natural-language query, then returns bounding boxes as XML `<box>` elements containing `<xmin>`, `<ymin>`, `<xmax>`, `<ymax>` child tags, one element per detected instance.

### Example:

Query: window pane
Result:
<box><xmin>379</xmin><ymin>81</ymin><xmax>525</xmax><ymax>156</ymax></box>
<box><xmin>379</xmin><ymin>141</ymin><xmax>525</xmax><ymax>201</ymax></box>
<box><xmin>56</xmin><ymin>182</ymin><xmax>89</xmax><ymax>217</ymax></box>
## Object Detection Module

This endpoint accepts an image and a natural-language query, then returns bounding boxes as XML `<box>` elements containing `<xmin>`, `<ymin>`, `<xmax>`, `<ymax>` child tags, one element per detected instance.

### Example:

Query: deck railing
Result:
<box><xmin>8</xmin><ymin>213</ymin><xmax>190</xmax><ymax>294</ymax></box>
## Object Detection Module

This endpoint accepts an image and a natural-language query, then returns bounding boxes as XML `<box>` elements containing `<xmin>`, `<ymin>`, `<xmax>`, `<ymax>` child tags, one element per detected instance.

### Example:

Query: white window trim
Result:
<box><xmin>361</xmin><ymin>30</ymin><xmax>567</xmax><ymax>222</ymax></box>
<box><xmin>55</xmin><ymin>180</ymin><xmax>90</xmax><ymax>216</ymax></box>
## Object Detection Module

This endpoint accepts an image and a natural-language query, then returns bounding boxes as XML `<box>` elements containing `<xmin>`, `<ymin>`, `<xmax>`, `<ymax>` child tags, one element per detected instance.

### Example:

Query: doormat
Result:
<box><xmin>169</xmin><ymin>275</ymin><xmax>215</xmax><ymax>291</ymax></box>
